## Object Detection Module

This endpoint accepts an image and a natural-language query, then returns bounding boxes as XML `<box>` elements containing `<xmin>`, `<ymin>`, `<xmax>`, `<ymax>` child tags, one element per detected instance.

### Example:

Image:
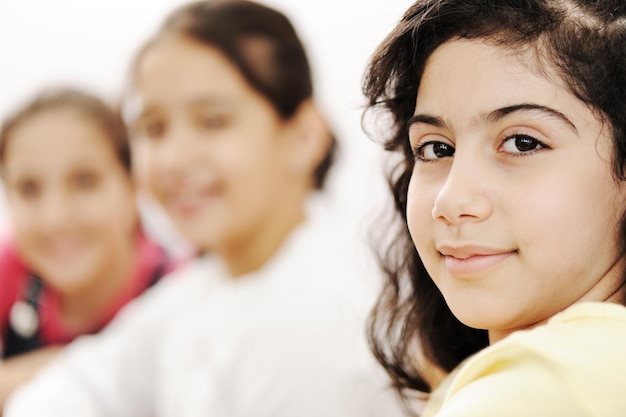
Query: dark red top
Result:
<box><xmin>0</xmin><ymin>233</ymin><xmax>177</xmax><ymax>354</ymax></box>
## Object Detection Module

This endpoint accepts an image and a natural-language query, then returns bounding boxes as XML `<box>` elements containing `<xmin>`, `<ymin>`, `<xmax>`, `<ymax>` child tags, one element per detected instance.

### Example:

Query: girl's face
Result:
<box><xmin>130</xmin><ymin>36</ymin><xmax>306</xmax><ymax>258</ymax></box>
<box><xmin>3</xmin><ymin>109</ymin><xmax>137</xmax><ymax>295</ymax></box>
<box><xmin>407</xmin><ymin>38</ymin><xmax>626</xmax><ymax>342</ymax></box>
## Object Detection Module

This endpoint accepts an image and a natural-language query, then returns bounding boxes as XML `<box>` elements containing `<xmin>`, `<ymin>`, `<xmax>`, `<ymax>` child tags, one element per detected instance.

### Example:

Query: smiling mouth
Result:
<box><xmin>442</xmin><ymin>250</ymin><xmax>516</xmax><ymax>276</ymax></box>
<box><xmin>40</xmin><ymin>244</ymin><xmax>85</xmax><ymax>268</ymax></box>
<box><xmin>164</xmin><ymin>186</ymin><xmax>220</xmax><ymax>218</ymax></box>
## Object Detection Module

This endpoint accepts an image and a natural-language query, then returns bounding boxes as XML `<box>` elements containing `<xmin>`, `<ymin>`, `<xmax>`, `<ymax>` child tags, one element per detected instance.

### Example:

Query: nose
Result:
<box><xmin>151</xmin><ymin>122</ymin><xmax>198</xmax><ymax>177</ymax></box>
<box><xmin>39</xmin><ymin>188</ymin><xmax>73</xmax><ymax>233</ymax></box>
<box><xmin>432</xmin><ymin>151</ymin><xmax>493</xmax><ymax>225</ymax></box>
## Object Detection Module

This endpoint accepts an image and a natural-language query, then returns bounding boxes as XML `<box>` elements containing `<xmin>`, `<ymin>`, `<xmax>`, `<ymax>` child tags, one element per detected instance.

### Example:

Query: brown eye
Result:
<box><xmin>500</xmin><ymin>134</ymin><xmax>546</xmax><ymax>154</ymax></box>
<box><xmin>144</xmin><ymin>120</ymin><xmax>166</xmax><ymax>140</ymax></box>
<box><xmin>414</xmin><ymin>141</ymin><xmax>455</xmax><ymax>161</ymax></box>
<box><xmin>196</xmin><ymin>114</ymin><xmax>226</xmax><ymax>131</ymax></box>
<box><xmin>15</xmin><ymin>179</ymin><xmax>40</xmax><ymax>199</ymax></box>
<box><xmin>72</xmin><ymin>172</ymin><xmax>99</xmax><ymax>190</ymax></box>
<box><xmin>133</xmin><ymin>117</ymin><xmax>167</xmax><ymax>141</ymax></box>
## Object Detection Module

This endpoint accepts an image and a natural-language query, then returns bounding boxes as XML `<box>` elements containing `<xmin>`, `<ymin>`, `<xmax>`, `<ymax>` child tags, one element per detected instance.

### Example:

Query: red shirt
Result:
<box><xmin>0</xmin><ymin>233</ymin><xmax>176</xmax><ymax>353</ymax></box>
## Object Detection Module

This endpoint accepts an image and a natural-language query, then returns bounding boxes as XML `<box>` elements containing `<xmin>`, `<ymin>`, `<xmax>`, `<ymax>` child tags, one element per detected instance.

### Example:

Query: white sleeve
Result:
<box><xmin>220</xmin><ymin>299</ymin><xmax>410</xmax><ymax>417</ymax></box>
<box><xmin>3</xmin><ymin>277</ymin><xmax>177</xmax><ymax>417</ymax></box>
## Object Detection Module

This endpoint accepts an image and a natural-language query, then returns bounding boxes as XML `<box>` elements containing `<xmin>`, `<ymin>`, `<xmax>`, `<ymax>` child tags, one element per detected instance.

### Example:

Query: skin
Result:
<box><xmin>406</xmin><ymin>38</ymin><xmax>626</xmax><ymax>343</ymax></box>
<box><xmin>130</xmin><ymin>35</ymin><xmax>329</xmax><ymax>277</ymax></box>
<box><xmin>0</xmin><ymin>108</ymin><xmax>138</xmax><ymax>409</ymax></box>
<box><xmin>2</xmin><ymin>108</ymin><xmax>138</xmax><ymax>328</ymax></box>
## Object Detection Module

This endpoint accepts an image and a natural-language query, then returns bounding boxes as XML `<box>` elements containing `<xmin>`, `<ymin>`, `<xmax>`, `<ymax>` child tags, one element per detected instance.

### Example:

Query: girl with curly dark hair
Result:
<box><xmin>364</xmin><ymin>0</ymin><xmax>626</xmax><ymax>415</ymax></box>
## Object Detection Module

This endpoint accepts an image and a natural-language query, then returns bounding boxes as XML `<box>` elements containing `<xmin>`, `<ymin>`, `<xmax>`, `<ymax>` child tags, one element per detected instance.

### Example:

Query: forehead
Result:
<box><xmin>132</xmin><ymin>35</ymin><xmax>256</xmax><ymax>109</ymax></box>
<box><xmin>423</xmin><ymin>38</ymin><xmax>555</xmax><ymax>87</ymax></box>
<box><xmin>415</xmin><ymin>38</ymin><xmax>573</xmax><ymax>118</ymax></box>
<box><xmin>4</xmin><ymin>109</ymin><xmax>121</xmax><ymax>174</ymax></box>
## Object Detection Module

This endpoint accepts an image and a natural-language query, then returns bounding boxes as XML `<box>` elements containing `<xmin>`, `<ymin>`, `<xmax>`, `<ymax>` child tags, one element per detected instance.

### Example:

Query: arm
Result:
<box><xmin>0</xmin><ymin>346</ymin><xmax>62</xmax><ymax>409</ymax></box>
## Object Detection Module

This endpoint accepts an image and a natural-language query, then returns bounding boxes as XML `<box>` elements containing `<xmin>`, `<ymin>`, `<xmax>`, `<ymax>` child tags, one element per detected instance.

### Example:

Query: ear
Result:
<box><xmin>282</xmin><ymin>99</ymin><xmax>333</xmax><ymax>183</ymax></box>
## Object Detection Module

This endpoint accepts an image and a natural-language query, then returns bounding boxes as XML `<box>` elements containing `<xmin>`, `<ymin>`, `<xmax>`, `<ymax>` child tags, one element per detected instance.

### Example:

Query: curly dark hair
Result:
<box><xmin>362</xmin><ymin>0</ymin><xmax>626</xmax><ymax>406</ymax></box>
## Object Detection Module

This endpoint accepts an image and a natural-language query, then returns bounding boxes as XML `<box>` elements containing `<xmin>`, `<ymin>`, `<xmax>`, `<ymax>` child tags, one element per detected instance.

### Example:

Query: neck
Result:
<box><xmin>58</xmin><ymin>238</ymin><xmax>138</xmax><ymax>332</ymax></box>
<box><xmin>221</xmin><ymin>198</ymin><xmax>307</xmax><ymax>278</ymax></box>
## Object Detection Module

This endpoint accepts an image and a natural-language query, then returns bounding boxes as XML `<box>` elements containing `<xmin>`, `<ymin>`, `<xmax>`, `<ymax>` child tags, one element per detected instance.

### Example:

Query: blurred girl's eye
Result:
<box><xmin>72</xmin><ymin>171</ymin><xmax>99</xmax><ymax>190</ymax></box>
<box><xmin>143</xmin><ymin>120</ymin><xmax>166</xmax><ymax>140</ymax></box>
<box><xmin>414</xmin><ymin>141</ymin><xmax>455</xmax><ymax>161</ymax></box>
<box><xmin>14</xmin><ymin>179</ymin><xmax>40</xmax><ymax>199</ymax></box>
<box><xmin>196</xmin><ymin>113</ymin><xmax>227</xmax><ymax>131</ymax></box>
<box><xmin>500</xmin><ymin>134</ymin><xmax>548</xmax><ymax>155</ymax></box>
<box><xmin>133</xmin><ymin>117</ymin><xmax>166</xmax><ymax>141</ymax></box>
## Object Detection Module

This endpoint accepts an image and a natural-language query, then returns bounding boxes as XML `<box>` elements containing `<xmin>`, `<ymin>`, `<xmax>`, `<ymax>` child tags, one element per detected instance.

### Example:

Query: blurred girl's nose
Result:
<box><xmin>150</xmin><ymin>122</ymin><xmax>198</xmax><ymax>175</ymax></box>
<box><xmin>39</xmin><ymin>188</ymin><xmax>72</xmax><ymax>232</ymax></box>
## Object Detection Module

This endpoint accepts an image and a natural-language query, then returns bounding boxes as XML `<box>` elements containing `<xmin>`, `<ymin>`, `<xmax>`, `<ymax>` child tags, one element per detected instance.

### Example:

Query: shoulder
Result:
<box><xmin>547</xmin><ymin>300</ymin><xmax>626</xmax><ymax>328</ymax></box>
<box><xmin>117</xmin><ymin>255</ymin><xmax>218</xmax><ymax>317</ymax></box>
<box><xmin>131</xmin><ymin>233</ymin><xmax>195</xmax><ymax>291</ymax></box>
<box><xmin>432</xmin><ymin>302</ymin><xmax>626</xmax><ymax>416</ymax></box>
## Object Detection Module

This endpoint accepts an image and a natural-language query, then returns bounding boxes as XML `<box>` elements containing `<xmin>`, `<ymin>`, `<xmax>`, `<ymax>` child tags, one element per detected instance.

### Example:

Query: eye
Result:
<box><xmin>414</xmin><ymin>141</ymin><xmax>455</xmax><ymax>161</ymax></box>
<box><xmin>72</xmin><ymin>171</ymin><xmax>99</xmax><ymax>190</ymax></box>
<box><xmin>133</xmin><ymin>118</ymin><xmax>167</xmax><ymax>141</ymax></box>
<box><xmin>196</xmin><ymin>113</ymin><xmax>227</xmax><ymax>131</ymax></box>
<box><xmin>14</xmin><ymin>179</ymin><xmax>40</xmax><ymax>199</ymax></box>
<box><xmin>145</xmin><ymin>120</ymin><xmax>166</xmax><ymax>140</ymax></box>
<box><xmin>500</xmin><ymin>134</ymin><xmax>547</xmax><ymax>154</ymax></box>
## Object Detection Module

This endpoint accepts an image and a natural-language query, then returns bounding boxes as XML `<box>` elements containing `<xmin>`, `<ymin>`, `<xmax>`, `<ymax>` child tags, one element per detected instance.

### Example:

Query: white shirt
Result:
<box><xmin>5</xmin><ymin>195</ymin><xmax>407</xmax><ymax>417</ymax></box>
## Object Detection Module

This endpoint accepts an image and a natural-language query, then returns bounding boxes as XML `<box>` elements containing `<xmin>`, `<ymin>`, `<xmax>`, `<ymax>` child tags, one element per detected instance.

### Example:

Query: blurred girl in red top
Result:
<box><xmin>0</xmin><ymin>88</ymin><xmax>175</xmax><ymax>406</ymax></box>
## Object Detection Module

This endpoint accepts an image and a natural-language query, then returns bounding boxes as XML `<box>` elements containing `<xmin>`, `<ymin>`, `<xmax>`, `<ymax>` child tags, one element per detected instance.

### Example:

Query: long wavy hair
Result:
<box><xmin>363</xmin><ymin>0</ymin><xmax>626</xmax><ymax>405</ymax></box>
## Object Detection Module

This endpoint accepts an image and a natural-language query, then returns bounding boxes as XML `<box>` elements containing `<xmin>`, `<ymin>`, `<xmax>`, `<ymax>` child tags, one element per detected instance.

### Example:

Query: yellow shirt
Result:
<box><xmin>422</xmin><ymin>302</ymin><xmax>626</xmax><ymax>417</ymax></box>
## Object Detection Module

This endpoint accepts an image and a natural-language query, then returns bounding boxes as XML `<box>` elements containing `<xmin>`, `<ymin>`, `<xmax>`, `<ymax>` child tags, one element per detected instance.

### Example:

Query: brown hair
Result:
<box><xmin>132</xmin><ymin>0</ymin><xmax>336</xmax><ymax>189</ymax></box>
<box><xmin>0</xmin><ymin>87</ymin><xmax>131</xmax><ymax>174</ymax></box>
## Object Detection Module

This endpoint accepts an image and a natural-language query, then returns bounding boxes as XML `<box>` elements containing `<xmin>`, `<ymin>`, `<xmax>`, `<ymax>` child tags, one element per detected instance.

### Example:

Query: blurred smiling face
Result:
<box><xmin>407</xmin><ymin>38</ymin><xmax>626</xmax><ymax>342</ymax></box>
<box><xmin>2</xmin><ymin>109</ymin><xmax>137</xmax><ymax>295</ymax></box>
<box><xmin>129</xmin><ymin>35</ymin><xmax>300</xmax><ymax>256</ymax></box>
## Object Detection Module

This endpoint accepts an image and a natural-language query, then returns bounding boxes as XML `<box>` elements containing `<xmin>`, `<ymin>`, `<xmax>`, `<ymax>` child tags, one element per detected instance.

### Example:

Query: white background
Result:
<box><xmin>0</xmin><ymin>0</ymin><xmax>413</xmax><ymax>240</ymax></box>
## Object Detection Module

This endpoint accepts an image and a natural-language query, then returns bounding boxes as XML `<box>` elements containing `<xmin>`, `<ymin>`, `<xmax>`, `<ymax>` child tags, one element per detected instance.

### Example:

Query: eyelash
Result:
<box><xmin>412</xmin><ymin>141</ymin><xmax>454</xmax><ymax>162</ymax></box>
<box><xmin>412</xmin><ymin>133</ymin><xmax>549</xmax><ymax>162</ymax></box>
<box><xmin>499</xmin><ymin>133</ymin><xmax>549</xmax><ymax>157</ymax></box>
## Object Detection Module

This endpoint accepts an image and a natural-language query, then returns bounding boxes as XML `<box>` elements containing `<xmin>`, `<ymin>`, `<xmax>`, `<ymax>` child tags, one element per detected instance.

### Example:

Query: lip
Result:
<box><xmin>166</xmin><ymin>194</ymin><xmax>212</xmax><ymax>218</ymax></box>
<box><xmin>437</xmin><ymin>244</ymin><xmax>516</xmax><ymax>276</ymax></box>
<box><xmin>41</xmin><ymin>236</ymin><xmax>85</xmax><ymax>264</ymax></box>
<box><xmin>158</xmin><ymin>171</ymin><xmax>219</xmax><ymax>218</ymax></box>
<box><xmin>163</xmin><ymin>186</ymin><xmax>219</xmax><ymax>219</ymax></box>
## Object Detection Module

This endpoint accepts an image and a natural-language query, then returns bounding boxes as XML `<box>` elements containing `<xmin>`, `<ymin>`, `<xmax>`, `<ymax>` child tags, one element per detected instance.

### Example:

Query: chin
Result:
<box><xmin>448</xmin><ymin>302</ymin><xmax>499</xmax><ymax>331</ymax></box>
<box><xmin>186</xmin><ymin>232</ymin><xmax>219</xmax><ymax>254</ymax></box>
<box><xmin>45</xmin><ymin>275</ymin><xmax>92</xmax><ymax>295</ymax></box>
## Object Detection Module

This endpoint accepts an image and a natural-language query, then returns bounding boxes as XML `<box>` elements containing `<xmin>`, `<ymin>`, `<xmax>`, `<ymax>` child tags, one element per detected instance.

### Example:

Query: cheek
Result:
<box><xmin>7</xmin><ymin>201</ymin><xmax>39</xmax><ymax>236</ymax></box>
<box><xmin>82</xmin><ymin>186</ymin><xmax>137</xmax><ymax>230</ymax></box>
<box><xmin>515</xmin><ymin>170</ymin><xmax>624</xmax><ymax>273</ymax></box>
<box><xmin>406</xmin><ymin>177</ymin><xmax>437</xmax><ymax>250</ymax></box>
<box><xmin>12</xmin><ymin>224</ymin><xmax>37</xmax><ymax>251</ymax></box>
<box><xmin>221</xmin><ymin>144</ymin><xmax>281</xmax><ymax>194</ymax></box>
<box><xmin>131</xmin><ymin>141</ymin><xmax>152</xmax><ymax>190</ymax></box>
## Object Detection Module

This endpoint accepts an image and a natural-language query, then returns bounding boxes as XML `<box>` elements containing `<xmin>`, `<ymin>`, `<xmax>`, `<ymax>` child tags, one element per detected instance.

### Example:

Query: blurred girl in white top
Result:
<box><xmin>4</xmin><ymin>1</ymin><xmax>405</xmax><ymax>416</ymax></box>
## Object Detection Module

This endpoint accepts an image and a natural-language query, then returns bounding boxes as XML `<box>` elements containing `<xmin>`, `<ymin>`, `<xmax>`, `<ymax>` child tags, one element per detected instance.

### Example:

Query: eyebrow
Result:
<box><xmin>134</xmin><ymin>96</ymin><xmax>231</xmax><ymax>116</ymax></box>
<box><xmin>188</xmin><ymin>96</ymin><xmax>231</xmax><ymax>108</ymax></box>
<box><xmin>408</xmin><ymin>103</ymin><xmax>578</xmax><ymax>133</ymax></box>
